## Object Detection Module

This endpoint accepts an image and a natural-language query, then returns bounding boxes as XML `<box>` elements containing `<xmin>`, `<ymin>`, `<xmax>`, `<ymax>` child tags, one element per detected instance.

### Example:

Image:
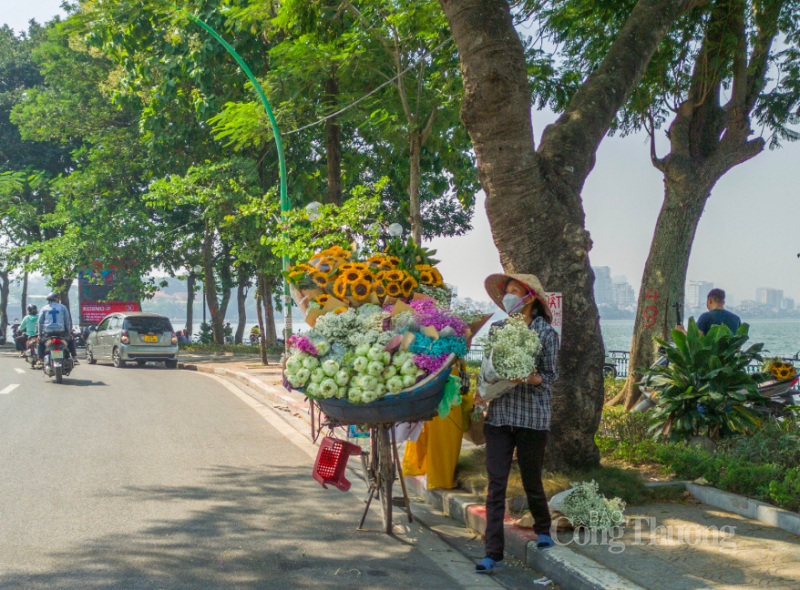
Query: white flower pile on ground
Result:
<box><xmin>561</xmin><ymin>480</ymin><xmax>626</xmax><ymax>532</ymax></box>
<box><xmin>479</xmin><ymin>314</ymin><xmax>541</xmax><ymax>380</ymax></box>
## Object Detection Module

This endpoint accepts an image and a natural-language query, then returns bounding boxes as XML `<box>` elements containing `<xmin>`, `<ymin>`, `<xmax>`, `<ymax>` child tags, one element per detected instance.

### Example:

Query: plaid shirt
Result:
<box><xmin>485</xmin><ymin>316</ymin><xmax>559</xmax><ymax>431</ymax></box>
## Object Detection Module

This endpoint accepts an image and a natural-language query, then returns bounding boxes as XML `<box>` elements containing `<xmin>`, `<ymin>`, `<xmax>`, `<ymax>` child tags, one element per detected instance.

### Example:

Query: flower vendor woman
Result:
<box><xmin>475</xmin><ymin>273</ymin><xmax>559</xmax><ymax>574</ymax></box>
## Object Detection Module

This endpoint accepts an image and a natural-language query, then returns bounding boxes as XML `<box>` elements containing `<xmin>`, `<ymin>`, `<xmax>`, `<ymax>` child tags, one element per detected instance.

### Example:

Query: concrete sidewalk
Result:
<box><xmin>181</xmin><ymin>354</ymin><xmax>800</xmax><ymax>590</ymax></box>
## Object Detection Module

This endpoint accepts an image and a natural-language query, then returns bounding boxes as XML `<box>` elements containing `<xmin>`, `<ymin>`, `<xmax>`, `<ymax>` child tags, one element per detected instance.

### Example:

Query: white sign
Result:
<box><xmin>544</xmin><ymin>292</ymin><xmax>563</xmax><ymax>339</ymax></box>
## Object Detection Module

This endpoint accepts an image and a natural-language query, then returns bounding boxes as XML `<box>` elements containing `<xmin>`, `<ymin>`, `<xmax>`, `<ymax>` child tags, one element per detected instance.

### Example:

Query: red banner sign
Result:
<box><xmin>81</xmin><ymin>302</ymin><xmax>141</xmax><ymax>324</ymax></box>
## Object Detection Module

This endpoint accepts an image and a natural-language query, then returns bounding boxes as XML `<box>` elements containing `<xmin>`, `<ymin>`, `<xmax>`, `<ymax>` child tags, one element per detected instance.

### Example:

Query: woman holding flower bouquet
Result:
<box><xmin>475</xmin><ymin>274</ymin><xmax>559</xmax><ymax>574</ymax></box>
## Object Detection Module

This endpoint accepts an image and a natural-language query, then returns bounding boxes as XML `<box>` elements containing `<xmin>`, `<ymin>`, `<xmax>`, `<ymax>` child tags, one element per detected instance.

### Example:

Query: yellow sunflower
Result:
<box><xmin>341</xmin><ymin>268</ymin><xmax>362</xmax><ymax>284</ymax></box>
<box><xmin>366</xmin><ymin>255</ymin><xmax>387</xmax><ymax>266</ymax></box>
<box><xmin>418</xmin><ymin>270</ymin><xmax>435</xmax><ymax>285</ymax></box>
<box><xmin>385</xmin><ymin>282</ymin><xmax>402</xmax><ymax>298</ymax></box>
<box><xmin>288</xmin><ymin>268</ymin><xmax>307</xmax><ymax>280</ymax></box>
<box><xmin>315</xmin><ymin>256</ymin><xmax>337</xmax><ymax>274</ymax></box>
<box><xmin>340</xmin><ymin>263</ymin><xmax>355</xmax><ymax>271</ymax></box>
<box><xmin>386</xmin><ymin>256</ymin><xmax>401</xmax><ymax>267</ymax></box>
<box><xmin>400</xmin><ymin>274</ymin><xmax>419</xmax><ymax>298</ymax></box>
<box><xmin>361</xmin><ymin>271</ymin><xmax>376</xmax><ymax>284</ymax></box>
<box><xmin>333</xmin><ymin>307</ymin><xmax>348</xmax><ymax>315</ymax></box>
<box><xmin>351</xmin><ymin>262</ymin><xmax>369</xmax><ymax>272</ymax></box>
<box><xmin>332</xmin><ymin>278</ymin><xmax>348</xmax><ymax>300</ymax></box>
<box><xmin>351</xmin><ymin>278</ymin><xmax>372</xmax><ymax>301</ymax></box>
<box><xmin>312</xmin><ymin>273</ymin><xmax>330</xmax><ymax>288</ymax></box>
<box><xmin>384</xmin><ymin>269</ymin><xmax>404</xmax><ymax>283</ymax></box>
<box><xmin>315</xmin><ymin>294</ymin><xmax>331</xmax><ymax>306</ymax></box>
<box><xmin>374</xmin><ymin>283</ymin><xmax>386</xmax><ymax>298</ymax></box>
<box><xmin>430</xmin><ymin>268</ymin><xmax>444</xmax><ymax>286</ymax></box>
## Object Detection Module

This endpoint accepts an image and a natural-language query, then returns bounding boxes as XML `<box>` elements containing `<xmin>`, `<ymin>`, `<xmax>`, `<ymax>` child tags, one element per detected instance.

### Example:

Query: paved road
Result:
<box><xmin>0</xmin><ymin>351</ymin><xmax>481</xmax><ymax>589</ymax></box>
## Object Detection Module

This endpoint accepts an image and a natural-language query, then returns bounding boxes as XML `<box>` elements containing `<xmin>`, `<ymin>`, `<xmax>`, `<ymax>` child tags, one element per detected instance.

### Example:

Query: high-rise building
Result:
<box><xmin>613</xmin><ymin>282</ymin><xmax>636</xmax><ymax>306</ymax></box>
<box><xmin>782</xmin><ymin>298</ymin><xmax>795</xmax><ymax>311</ymax></box>
<box><xmin>756</xmin><ymin>288</ymin><xmax>783</xmax><ymax>308</ymax></box>
<box><xmin>592</xmin><ymin>266</ymin><xmax>614</xmax><ymax>305</ymax></box>
<box><xmin>686</xmin><ymin>281</ymin><xmax>714</xmax><ymax>308</ymax></box>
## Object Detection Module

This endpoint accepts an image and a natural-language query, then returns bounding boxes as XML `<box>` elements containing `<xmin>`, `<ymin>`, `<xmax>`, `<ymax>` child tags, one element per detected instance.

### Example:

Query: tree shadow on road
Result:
<box><xmin>0</xmin><ymin>464</ymin><xmax>448</xmax><ymax>590</ymax></box>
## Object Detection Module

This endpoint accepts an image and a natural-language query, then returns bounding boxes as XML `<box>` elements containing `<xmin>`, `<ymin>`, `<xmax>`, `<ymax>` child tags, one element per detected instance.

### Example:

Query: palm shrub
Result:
<box><xmin>639</xmin><ymin>319</ymin><xmax>766</xmax><ymax>442</ymax></box>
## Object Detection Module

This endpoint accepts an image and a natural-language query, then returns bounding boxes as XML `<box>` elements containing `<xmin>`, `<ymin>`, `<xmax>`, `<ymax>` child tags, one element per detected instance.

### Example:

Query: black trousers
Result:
<box><xmin>483</xmin><ymin>423</ymin><xmax>550</xmax><ymax>560</ymax></box>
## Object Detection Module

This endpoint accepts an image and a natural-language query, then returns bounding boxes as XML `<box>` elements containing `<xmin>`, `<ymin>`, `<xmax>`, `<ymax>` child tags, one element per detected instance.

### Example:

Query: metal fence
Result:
<box><xmin>465</xmin><ymin>344</ymin><xmax>484</xmax><ymax>364</ymax></box>
<box><xmin>607</xmin><ymin>350</ymin><xmax>800</xmax><ymax>379</ymax></box>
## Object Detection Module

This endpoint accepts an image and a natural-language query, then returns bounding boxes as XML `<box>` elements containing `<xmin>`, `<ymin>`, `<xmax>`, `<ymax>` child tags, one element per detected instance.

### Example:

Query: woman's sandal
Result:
<box><xmin>475</xmin><ymin>557</ymin><xmax>503</xmax><ymax>574</ymax></box>
<box><xmin>536</xmin><ymin>533</ymin><xmax>555</xmax><ymax>549</ymax></box>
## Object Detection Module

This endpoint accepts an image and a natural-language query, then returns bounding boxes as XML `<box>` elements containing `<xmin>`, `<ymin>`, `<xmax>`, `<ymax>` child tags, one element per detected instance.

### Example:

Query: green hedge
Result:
<box><xmin>598</xmin><ymin>413</ymin><xmax>800</xmax><ymax>512</ymax></box>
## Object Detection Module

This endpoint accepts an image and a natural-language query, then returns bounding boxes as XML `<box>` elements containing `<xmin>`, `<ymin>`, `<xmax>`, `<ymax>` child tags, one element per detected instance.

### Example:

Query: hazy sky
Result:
<box><xmin>6</xmin><ymin>1</ymin><xmax>800</xmax><ymax>305</ymax></box>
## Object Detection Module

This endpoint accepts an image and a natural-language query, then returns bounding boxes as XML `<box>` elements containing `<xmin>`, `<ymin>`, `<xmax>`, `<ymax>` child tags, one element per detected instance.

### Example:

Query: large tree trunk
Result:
<box><xmin>408</xmin><ymin>132</ymin><xmax>423</xmax><ymax>244</ymax></box>
<box><xmin>185</xmin><ymin>271</ymin><xmax>195</xmax><ymax>340</ymax></box>
<box><xmin>621</xmin><ymin>0</ymin><xmax>774</xmax><ymax>407</ymax></box>
<box><xmin>21</xmin><ymin>263</ymin><xmax>28</xmax><ymax>317</ymax></box>
<box><xmin>235</xmin><ymin>268</ymin><xmax>248</xmax><ymax>345</ymax></box>
<box><xmin>202</xmin><ymin>220</ymin><xmax>224</xmax><ymax>345</ymax></box>
<box><xmin>255</xmin><ymin>274</ymin><xmax>268</xmax><ymax>365</ymax></box>
<box><xmin>0</xmin><ymin>270</ymin><xmax>9</xmax><ymax>338</ymax></box>
<box><xmin>325</xmin><ymin>75</ymin><xmax>342</xmax><ymax>206</ymax></box>
<box><xmin>54</xmin><ymin>278</ymin><xmax>73</xmax><ymax>323</ymax></box>
<box><xmin>438</xmin><ymin>0</ymin><xmax>690</xmax><ymax>470</ymax></box>
<box><xmin>261</xmin><ymin>277</ymin><xmax>278</xmax><ymax>348</ymax></box>
<box><xmin>620</xmin><ymin>170</ymin><xmax>713</xmax><ymax>408</ymax></box>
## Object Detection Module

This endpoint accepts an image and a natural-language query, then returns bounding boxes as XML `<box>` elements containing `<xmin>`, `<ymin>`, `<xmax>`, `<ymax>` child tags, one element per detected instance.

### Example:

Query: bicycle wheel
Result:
<box><xmin>376</xmin><ymin>426</ymin><xmax>394</xmax><ymax>534</ymax></box>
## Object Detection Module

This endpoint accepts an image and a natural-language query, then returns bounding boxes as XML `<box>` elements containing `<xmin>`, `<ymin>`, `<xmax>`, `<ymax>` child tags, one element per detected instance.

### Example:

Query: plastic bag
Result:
<box><xmin>477</xmin><ymin>350</ymin><xmax>517</xmax><ymax>402</ymax></box>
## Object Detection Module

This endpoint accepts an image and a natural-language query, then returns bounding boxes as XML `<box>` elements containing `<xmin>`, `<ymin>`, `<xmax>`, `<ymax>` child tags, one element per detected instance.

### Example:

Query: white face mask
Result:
<box><xmin>502</xmin><ymin>293</ymin><xmax>530</xmax><ymax>315</ymax></box>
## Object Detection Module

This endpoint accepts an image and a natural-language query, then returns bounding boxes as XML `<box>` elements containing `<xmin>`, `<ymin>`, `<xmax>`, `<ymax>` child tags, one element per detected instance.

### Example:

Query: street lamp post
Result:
<box><xmin>168</xmin><ymin>3</ymin><xmax>292</xmax><ymax>351</ymax></box>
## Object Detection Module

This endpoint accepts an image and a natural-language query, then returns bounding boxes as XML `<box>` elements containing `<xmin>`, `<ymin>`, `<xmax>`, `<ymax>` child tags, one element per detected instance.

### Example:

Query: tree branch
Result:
<box><xmin>538</xmin><ymin>0</ymin><xmax>698</xmax><ymax>187</ymax></box>
<box><xmin>421</xmin><ymin>105</ymin><xmax>437</xmax><ymax>144</ymax></box>
<box><xmin>743</xmin><ymin>0</ymin><xmax>783</xmax><ymax>113</ymax></box>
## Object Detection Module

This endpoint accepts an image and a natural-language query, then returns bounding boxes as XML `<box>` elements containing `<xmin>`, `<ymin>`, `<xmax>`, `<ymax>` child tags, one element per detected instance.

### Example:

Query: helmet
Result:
<box><xmin>27</xmin><ymin>304</ymin><xmax>38</xmax><ymax>315</ymax></box>
<box><xmin>46</xmin><ymin>292</ymin><xmax>61</xmax><ymax>302</ymax></box>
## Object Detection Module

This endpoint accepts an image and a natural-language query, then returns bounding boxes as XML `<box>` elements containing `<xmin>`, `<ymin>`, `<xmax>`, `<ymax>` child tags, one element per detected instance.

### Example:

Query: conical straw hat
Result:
<box><xmin>484</xmin><ymin>273</ymin><xmax>552</xmax><ymax>324</ymax></box>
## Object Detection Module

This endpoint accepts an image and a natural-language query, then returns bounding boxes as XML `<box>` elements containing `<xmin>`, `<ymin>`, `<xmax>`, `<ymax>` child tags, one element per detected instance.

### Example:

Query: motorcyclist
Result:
<box><xmin>17</xmin><ymin>305</ymin><xmax>39</xmax><ymax>357</ymax></box>
<box><xmin>11</xmin><ymin>318</ymin><xmax>22</xmax><ymax>351</ymax></box>
<box><xmin>38</xmin><ymin>292</ymin><xmax>79</xmax><ymax>365</ymax></box>
<box><xmin>249</xmin><ymin>325</ymin><xmax>260</xmax><ymax>344</ymax></box>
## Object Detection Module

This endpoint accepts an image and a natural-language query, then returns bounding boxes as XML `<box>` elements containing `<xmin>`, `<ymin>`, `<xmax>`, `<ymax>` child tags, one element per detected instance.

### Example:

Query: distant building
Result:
<box><xmin>613</xmin><ymin>282</ymin><xmax>636</xmax><ymax>306</ymax></box>
<box><xmin>756</xmin><ymin>288</ymin><xmax>783</xmax><ymax>308</ymax></box>
<box><xmin>686</xmin><ymin>281</ymin><xmax>714</xmax><ymax>308</ymax></box>
<box><xmin>782</xmin><ymin>298</ymin><xmax>795</xmax><ymax>311</ymax></box>
<box><xmin>592</xmin><ymin>266</ymin><xmax>614</xmax><ymax>306</ymax></box>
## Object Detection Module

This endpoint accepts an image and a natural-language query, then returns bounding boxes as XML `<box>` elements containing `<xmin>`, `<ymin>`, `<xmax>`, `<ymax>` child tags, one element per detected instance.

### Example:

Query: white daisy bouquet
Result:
<box><xmin>479</xmin><ymin>315</ymin><xmax>541</xmax><ymax>380</ymax></box>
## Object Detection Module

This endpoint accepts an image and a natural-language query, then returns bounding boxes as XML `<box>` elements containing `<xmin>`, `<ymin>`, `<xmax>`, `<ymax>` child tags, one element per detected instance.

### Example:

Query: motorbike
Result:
<box><xmin>72</xmin><ymin>328</ymin><xmax>86</xmax><ymax>349</ymax></box>
<box><xmin>25</xmin><ymin>335</ymin><xmax>40</xmax><ymax>368</ymax></box>
<box><xmin>41</xmin><ymin>334</ymin><xmax>74</xmax><ymax>384</ymax></box>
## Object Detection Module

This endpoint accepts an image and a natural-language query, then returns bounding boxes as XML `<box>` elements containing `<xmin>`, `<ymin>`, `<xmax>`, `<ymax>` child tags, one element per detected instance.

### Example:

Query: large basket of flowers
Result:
<box><xmin>315</xmin><ymin>354</ymin><xmax>456</xmax><ymax>425</ymax></box>
<box><xmin>282</xmin><ymin>238</ymin><xmax>490</xmax><ymax>424</ymax></box>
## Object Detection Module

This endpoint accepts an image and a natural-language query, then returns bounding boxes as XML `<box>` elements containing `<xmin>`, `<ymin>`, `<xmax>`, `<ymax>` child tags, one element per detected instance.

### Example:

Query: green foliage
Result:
<box><xmin>196</xmin><ymin>322</ymin><xmax>214</xmax><ymax>344</ymax></box>
<box><xmin>769</xmin><ymin>468</ymin><xmax>800</xmax><ymax>512</ymax></box>
<box><xmin>267</xmin><ymin>181</ymin><xmax>388</xmax><ymax>265</ymax></box>
<box><xmin>603</xmin><ymin>374</ymin><xmax>624</xmax><ymax>402</ymax></box>
<box><xmin>600</xmin><ymin>405</ymin><xmax>651</xmax><ymax>445</ymax></box>
<box><xmin>640</xmin><ymin>319</ymin><xmax>766</xmax><ymax>441</ymax></box>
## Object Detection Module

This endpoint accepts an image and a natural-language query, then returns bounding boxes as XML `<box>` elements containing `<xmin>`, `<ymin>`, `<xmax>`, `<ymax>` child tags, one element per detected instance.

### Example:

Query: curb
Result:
<box><xmin>180</xmin><ymin>363</ymin><xmax>311</xmax><ymax>424</ymax></box>
<box><xmin>684</xmin><ymin>482</ymin><xmax>800</xmax><ymax>536</ymax></box>
<box><xmin>404</xmin><ymin>476</ymin><xmax>646</xmax><ymax>590</ymax></box>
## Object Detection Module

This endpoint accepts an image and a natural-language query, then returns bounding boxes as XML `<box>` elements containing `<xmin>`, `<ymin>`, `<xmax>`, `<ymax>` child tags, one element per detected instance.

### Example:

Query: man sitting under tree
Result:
<box><xmin>678</xmin><ymin>288</ymin><xmax>740</xmax><ymax>335</ymax></box>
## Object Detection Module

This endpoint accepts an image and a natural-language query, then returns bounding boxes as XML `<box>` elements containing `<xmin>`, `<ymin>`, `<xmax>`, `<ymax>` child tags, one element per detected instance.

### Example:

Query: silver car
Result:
<box><xmin>86</xmin><ymin>312</ymin><xmax>179</xmax><ymax>368</ymax></box>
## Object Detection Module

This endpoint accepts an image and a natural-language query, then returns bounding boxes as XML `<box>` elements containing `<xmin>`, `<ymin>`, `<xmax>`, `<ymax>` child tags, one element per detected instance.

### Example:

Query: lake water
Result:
<box><xmin>169</xmin><ymin>315</ymin><xmax>800</xmax><ymax>358</ymax></box>
<box><xmin>600</xmin><ymin>318</ymin><xmax>800</xmax><ymax>358</ymax></box>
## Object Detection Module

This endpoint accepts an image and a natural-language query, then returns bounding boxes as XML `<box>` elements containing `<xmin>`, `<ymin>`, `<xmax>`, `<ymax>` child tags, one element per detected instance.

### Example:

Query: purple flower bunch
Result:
<box><xmin>413</xmin><ymin>353</ymin><xmax>450</xmax><ymax>374</ymax></box>
<box><xmin>288</xmin><ymin>335</ymin><xmax>318</xmax><ymax>356</ymax></box>
<box><xmin>410</xmin><ymin>298</ymin><xmax>467</xmax><ymax>335</ymax></box>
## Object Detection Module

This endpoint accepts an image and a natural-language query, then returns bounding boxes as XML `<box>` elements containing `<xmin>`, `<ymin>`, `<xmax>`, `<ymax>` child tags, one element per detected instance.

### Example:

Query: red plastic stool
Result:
<box><xmin>312</xmin><ymin>437</ymin><xmax>362</xmax><ymax>491</ymax></box>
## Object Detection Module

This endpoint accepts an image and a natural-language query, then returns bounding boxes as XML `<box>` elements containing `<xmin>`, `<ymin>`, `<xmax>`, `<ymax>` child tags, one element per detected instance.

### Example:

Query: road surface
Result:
<box><xmin>0</xmin><ymin>350</ymin><xmax>495</xmax><ymax>589</ymax></box>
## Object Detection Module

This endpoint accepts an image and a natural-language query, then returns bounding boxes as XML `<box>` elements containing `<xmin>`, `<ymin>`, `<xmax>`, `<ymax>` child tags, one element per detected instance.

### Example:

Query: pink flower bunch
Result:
<box><xmin>413</xmin><ymin>353</ymin><xmax>450</xmax><ymax>374</ymax></box>
<box><xmin>288</xmin><ymin>335</ymin><xmax>318</xmax><ymax>356</ymax></box>
<box><xmin>410</xmin><ymin>299</ymin><xmax>467</xmax><ymax>335</ymax></box>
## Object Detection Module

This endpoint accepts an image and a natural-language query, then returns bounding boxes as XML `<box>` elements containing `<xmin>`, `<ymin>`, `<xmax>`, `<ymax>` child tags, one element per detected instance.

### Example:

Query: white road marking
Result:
<box><xmin>14</xmin><ymin>368</ymin><xmax>25</xmax><ymax>374</ymax></box>
<box><xmin>0</xmin><ymin>384</ymin><xmax>20</xmax><ymax>395</ymax></box>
